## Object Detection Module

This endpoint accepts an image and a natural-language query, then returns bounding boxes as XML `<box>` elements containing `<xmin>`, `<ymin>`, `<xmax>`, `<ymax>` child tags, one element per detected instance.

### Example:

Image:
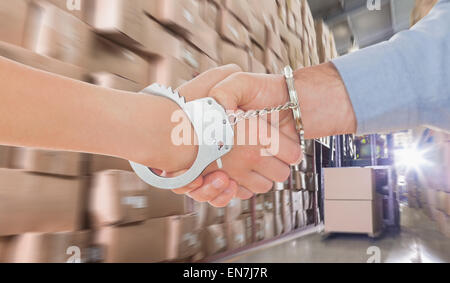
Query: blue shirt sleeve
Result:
<box><xmin>332</xmin><ymin>0</ymin><xmax>450</xmax><ymax>135</ymax></box>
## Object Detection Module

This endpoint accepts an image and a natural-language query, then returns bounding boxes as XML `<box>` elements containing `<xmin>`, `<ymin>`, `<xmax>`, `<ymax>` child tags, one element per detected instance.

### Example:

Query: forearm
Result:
<box><xmin>0</xmin><ymin>56</ymin><xmax>194</xmax><ymax>171</ymax></box>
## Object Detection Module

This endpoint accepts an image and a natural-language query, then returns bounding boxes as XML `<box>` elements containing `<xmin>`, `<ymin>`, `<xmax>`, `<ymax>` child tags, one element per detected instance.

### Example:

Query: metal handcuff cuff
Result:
<box><xmin>129</xmin><ymin>66</ymin><xmax>304</xmax><ymax>190</ymax></box>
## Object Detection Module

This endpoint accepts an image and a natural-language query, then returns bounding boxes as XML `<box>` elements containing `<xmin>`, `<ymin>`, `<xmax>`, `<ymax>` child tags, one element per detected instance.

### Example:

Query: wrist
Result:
<box><xmin>123</xmin><ymin>93</ymin><xmax>197</xmax><ymax>172</ymax></box>
<box><xmin>293</xmin><ymin>63</ymin><xmax>357</xmax><ymax>138</ymax></box>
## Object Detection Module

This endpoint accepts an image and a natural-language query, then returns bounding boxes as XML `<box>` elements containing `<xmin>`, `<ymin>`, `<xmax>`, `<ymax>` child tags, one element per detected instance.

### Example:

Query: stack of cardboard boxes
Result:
<box><xmin>0</xmin><ymin>0</ymin><xmax>338</xmax><ymax>262</ymax></box>
<box><xmin>0</xmin><ymin>147</ymin><xmax>91</xmax><ymax>263</ymax></box>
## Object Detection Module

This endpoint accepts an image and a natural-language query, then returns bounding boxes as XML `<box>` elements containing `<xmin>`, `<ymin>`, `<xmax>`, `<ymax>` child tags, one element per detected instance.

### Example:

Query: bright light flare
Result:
<box><xmin>394</xmin><ymin>147</ymin><xmax>429</xmax><ymax>169</ymax></box>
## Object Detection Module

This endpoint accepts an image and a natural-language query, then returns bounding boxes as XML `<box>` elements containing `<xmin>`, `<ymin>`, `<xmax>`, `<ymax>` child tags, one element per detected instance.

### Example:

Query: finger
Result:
<box><xmin>236</xmin><ymin>186</ymin><xmax>254</xmax><ymax>200</ymax></box>
<box><xmin>254</xmin><ymin>157</ymin><xmax>291</xmax><ymax>183</ymax></box>
<box><xmin>171</xmin><ymin>175</ymin><xmax>204</xmax><ymax>195</ymax></box>
<box><xmin>209</xmin><ymin>180</ymin><xmax>238</xmax><ymax>207</ymax></box>
<box><xmin>262</xmin><ymin>128</ymin><xmax>303</xmax><ymax>166</ymax></box>
<box><xmin>187</xmin><ymin>171</ymin><xmax>230</xmax><ymax>202</ymax></box>
<box><xmin>240</xmin><ymin>172</ymin><xmax>273</xmax><ymax>194</ymax></box>
<box><xmin>178</xmin><ymin>64</ymin><xmax>242</xmax><ymax>101</ymax></box>
<box><xmin>209</xmin><ymin>72</ymin><xmax>288</xmax><ymax>111</ymax></box>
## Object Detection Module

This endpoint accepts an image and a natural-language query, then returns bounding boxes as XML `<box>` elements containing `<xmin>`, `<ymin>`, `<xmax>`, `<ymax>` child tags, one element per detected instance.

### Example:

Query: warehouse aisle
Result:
<box><xmin>222</xmin><ymin>206</ymin><xmax>450</xmax><ymax>263</ymax></box>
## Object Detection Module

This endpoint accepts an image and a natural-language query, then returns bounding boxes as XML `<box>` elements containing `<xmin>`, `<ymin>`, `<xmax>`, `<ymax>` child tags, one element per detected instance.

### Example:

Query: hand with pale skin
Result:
<box><xmin>173</xmin><ymin>62</ymin><xmax>358</xmax><ymax>206</ymax></box>
<box><xmin>0</xmin><ymin>56</ymin><xmax>299</xmax><ymax>208</ymax></box>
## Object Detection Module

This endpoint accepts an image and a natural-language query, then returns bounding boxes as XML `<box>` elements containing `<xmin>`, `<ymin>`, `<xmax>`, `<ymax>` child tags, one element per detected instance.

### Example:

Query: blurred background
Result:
<box><xmin>0</xmin><ymin>0</ymin><xmax>448</xmax><ymax>263</ymax></box>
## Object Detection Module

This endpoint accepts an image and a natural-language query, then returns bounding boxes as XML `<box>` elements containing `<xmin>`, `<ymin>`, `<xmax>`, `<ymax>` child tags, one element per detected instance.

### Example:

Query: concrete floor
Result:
<box><xmin>223</xmin><ymin>206</ymin><xmax>450</xmax><ymax>263</ymax></box>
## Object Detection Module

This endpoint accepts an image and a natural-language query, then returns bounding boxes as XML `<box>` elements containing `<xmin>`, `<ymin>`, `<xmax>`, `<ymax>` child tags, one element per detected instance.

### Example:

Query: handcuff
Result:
<box><xmin>129</xmin><ymin>66</ymin><xmax>304</xmax><ymax>190</ymax></box>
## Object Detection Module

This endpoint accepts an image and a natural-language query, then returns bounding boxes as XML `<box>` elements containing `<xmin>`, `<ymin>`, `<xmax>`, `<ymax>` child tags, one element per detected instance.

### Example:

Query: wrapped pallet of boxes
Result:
<box><xmin>0</xmin><ymin>169</ymin><xmax>84</xmax><ymax>236</ymax></box>
<box><xmin>240</xmin><ymin>213</ymin><xmax>253</xmax><ymax>244</ymax></box>
<box><xmin>0</xmin><ymin>0</ymin><xmax>28</xmax><ymax>46</ymax></box>
<box><xmin>324</xmin><ymin>168</ymin><xmax>384</xmax><ymax>236</ymax></box>
<box><xmin>95</xmin><ymin>214</ymin><xmax>201</xmax><ymax>262</ymax></box>
<box><xmin>6</xmin><ymin>231</ymin><xmax>91</xmax><ymax>263</ymax></box>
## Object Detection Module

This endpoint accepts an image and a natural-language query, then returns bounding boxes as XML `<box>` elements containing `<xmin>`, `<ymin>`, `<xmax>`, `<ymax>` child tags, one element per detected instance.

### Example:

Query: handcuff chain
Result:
<box><xmin>228</xmin><ymin>101</ymin><xmax>298</xmax><ymax>126</ymax></box>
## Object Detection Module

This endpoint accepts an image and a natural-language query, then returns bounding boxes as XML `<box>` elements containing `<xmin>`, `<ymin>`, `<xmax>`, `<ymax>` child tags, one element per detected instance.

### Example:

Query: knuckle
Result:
<box><xmin>290</xmin><ymin>145</ymin><xmax>303</xmax><ymax>165</ymax></box>
<box><xmin>276</xmin><ymin>166</ymin><xmax>291</xmax><ymax>183</ymax></box>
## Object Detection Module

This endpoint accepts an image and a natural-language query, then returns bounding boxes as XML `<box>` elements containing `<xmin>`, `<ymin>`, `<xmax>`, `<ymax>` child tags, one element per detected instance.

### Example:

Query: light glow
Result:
<box><xmin>395</xmin><ymin>147</ymin><xmax>429</xmax><ymax>169</ymax></box>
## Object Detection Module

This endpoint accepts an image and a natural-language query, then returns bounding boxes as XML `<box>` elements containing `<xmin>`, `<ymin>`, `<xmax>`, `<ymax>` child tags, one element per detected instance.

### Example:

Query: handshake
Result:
<box><xmin>140</xmin><ymin>62</ymin><xmax>355</xmax><ymax>207</ymax></box>
<box><xmin>156</xmin><ymin>64</ymin><xmax>303</xmax><ymax>207</ymax></box>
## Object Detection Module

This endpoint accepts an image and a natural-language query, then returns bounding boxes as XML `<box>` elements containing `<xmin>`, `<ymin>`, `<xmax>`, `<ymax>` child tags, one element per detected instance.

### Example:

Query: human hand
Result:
<box><xmin>174</xmin><ymin>63</ymin><xmax>357</xmax><ymax>206</ymax></box>
<box><xmin>167</xmin><ymin>65</ymin><xmax>302</xmax><ymax>207</ymax></box>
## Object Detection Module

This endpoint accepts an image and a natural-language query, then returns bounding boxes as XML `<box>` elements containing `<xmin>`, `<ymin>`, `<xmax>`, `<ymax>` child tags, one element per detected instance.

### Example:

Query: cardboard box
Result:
<box><xmin>265</xmin><ymin>49</ymin><xmax>283</xmax><ymax>74</ymax></box>
<box><xmin>200</xmin><ymin>0</ymin><xmax>219</xmax><ymax>29</ymax></box>
<box><xmin>187</xmin><ymin>20</ymin><xmax>220</xmax><ymax>62</ymax></box>
<box><xmin>89</xmin><ymin>154</ymin><xmax>132</xmax><ymax>173</ymax></box>
<box><xmin>0</xmin><ymin>0</ymin><xmax>28</xmax><ymax>46</ymax></box>
<box><xmin>264</xmin><ymin>211</ymin><xmax>275</xmax><ymax>240</ymax></box>
<box><xmin>249</xmin><ymin>15</ymin><xmax>266</xmax><ymax>48</ymax></box>
<box><xmin>89</xmin><ymin>170</ymin><xmax>150</xmax><ymax>226</ymax></box>
<box><xmin>264</xmin><ymin>193</ymin><xmax>275</xmax><ymax>211</ymax></box>
<box><xmin>10</xmin><ymin>147</ymin><xmax>85</xmax><ymax>177</ymax></box>
<box><xmin>23</xmin><ymin>0</ymin><xmax>92</xmax><ymax>66</ymax></box>
<box><xmin>255</xmin><ymin>195</ymin><xmax>265</xmax><ymax>211</ymax></box>
<box><xmin>292</xmin><ymin>191</ymin><xmax>304</xmax><ymax>211</ymax></box>
<box><xmin>45</xmin><ymin>0</ymin><xmax>86</xmax><ymax>19</ymax></box>
<box><xmin>249</xmin><ymin>55</ymin><xmax>266</xmax><ymax>73</ymax></box>
<box><xmin>225</xmin><ymin>220</ymin><xmax>246</xmax><ymax>250</ymax></box>
<box><xmin>219</xmin><ymin>41</ymin><xmax>249</xmax><ymax>71</ymax></box>
<box><xmin>0</xmin><ymin>146</ymin><xmax>11</xmax><ymax>168</ymax></box>
<box><xmin>281</xmin><ymin>190</ymin><xmax>292</xmax><ymax>233</ymax></box>
<box><xmin>199</xmin><ymin>54</ymin><xmax>218</xmax><ymax>73</ymax></box>
<box><xmin>90</xmin><ymin>72</ymin><xmax>143</xmax><ymax>92</ymax></box>
<box><xmin>145</xmin><ymin>185</ymin><xmax>195</xmax><ymax>219</ymax></box>
<box><xmin>142</xmin><ymin>0</ymin><xmax>201</xmax><ymax>35</ymax></box>
<box><xmin>84</xmin><ymin>0</ymin><xmax>142</xmax><ymax>47</ymax></box>
<box><xmin>96</xmin><ymin>214</ymin><xmax>201</xmax><ymax>262</ymax></box>
<box><xmin>0</xmin><ymin>169</ymin><xmax>83</xmax><ymax>236</ymax></box>
<box><xmin>7</xmin><ymin>231</ymin><xmax>90</xmax><ymax>263</ymax></box>
<box><xmin>240</xmin><ymin>213</ymin><xmax>253</xmax><ymax>244</ymax></box>
<box><xmin>324</xmin><ymin>195</ymin><xmax>383</xmax><ymax>235</ymax></box>
<box><xmin>202</xmin><ymin>223</ymin><xmax>227</xmax><ymax>256</ymax></box>
<box><xmin>324</xmin><ymin>167</ymin><xmax>375</xmax><ymax>200</ymax></box>
<box><xmin>0</xmin><ymin>41</ymin><xmax>88</xmax><ymax>81</ymax></box>
<box><xmin>87</xmin><ymin>35</ymin><xmax>148</xmax><ymax>86</ymax></box>
<box><xmin>149</xmin><ymin>56</ymin><xmax>194</xmax><ymax>89</ymax></box>
<box><xmin>295</xmin><ymin>210</ymin><xmax>307</xmax><ymax>229</ymax></box>
<box><xmin>0</xmin><ymin>236</ymin><xmax>13</xmax><ymax>263</ymax></box>
<box><xmin>251</xmin><ymin>41</ymin><xmax>265</xmax><ymax>63</ymax></box>
<box><xmin>221</xmin><ymin>0</ymin><xmax>252</xmax><ymax>28</ymax></box>
<box><xmin>219</xmin><ymin>9</ymin><xmax>251</xmax><ymax>48</ymax></box>
<box><xmin>254</xmin><ymin>214</ymin><xmax>265</xmax><ymax>241</ymax></box>
<box><xmin>204</xmin><ymin>199</ymin><xmax>241</xmax><ymax>226</ymax></box>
